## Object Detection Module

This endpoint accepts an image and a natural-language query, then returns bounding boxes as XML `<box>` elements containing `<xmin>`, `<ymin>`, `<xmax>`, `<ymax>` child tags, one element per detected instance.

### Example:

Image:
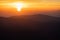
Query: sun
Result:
<box><xmin>11</xmin><ymin>2</ymin><xmax>24</xmax><ymax>11</ymax></box>
<box><xmin>4</xmin><ymin>2</ymin><xmax>29</xmax><ymax>11</ymax></box>
<box><xmin>15</xmin><ymin>3</ymin><xmax>23</xmax><ymax>11</ymax></box>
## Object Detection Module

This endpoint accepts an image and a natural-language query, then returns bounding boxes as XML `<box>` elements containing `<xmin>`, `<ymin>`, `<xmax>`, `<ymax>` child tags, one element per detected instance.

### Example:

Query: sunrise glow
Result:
<box><xmin>11</xmin><ymin>2</ymin><xmax>24</xmax><ymax>11</ymax></box>
<box><xmin>0</xmin><ymin>0</ymin><xmax>60</xmax><ymax>17</ymax></box>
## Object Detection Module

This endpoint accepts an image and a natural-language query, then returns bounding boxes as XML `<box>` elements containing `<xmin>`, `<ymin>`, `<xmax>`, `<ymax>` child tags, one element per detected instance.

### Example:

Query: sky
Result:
<box><xmin>0</xmin><ymin>0</ymin><xmax>60</xmax><ymax>17</ymax></box>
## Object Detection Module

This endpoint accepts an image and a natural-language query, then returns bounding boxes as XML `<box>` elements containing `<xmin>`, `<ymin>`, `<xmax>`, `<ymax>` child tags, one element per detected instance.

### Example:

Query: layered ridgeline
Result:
<box><xmin>0</xmin><ymin>14</ymin><xmax>60</xmax><ymax>30</ymax></box>
<box><xmin>0</xmin><ymin>14</ymin><xmax>60</xmax><ymax>39</ymax></box>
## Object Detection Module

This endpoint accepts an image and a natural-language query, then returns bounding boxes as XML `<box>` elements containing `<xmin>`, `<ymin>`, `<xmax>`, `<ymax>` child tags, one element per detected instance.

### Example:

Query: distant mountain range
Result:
<box><xmin>0</xmin><ymin>14</ymin><xmax>60</xmax><ymax>22</ymax></box>
<box><xmin>0</xmin><ymin>14</ymin><xmax>60</xmax><ymax>29</ymax></box>
<box><xmin>0</xmin><ymin>14</ymin><xmax>60</xmax><ymax>39</ymax></box>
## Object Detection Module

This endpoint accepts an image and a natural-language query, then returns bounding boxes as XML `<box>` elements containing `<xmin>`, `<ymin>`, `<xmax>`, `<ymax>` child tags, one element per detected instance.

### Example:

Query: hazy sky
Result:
<box><xmin>0</xmin><ymin>0</ymin><xmax>60</xmax><ymax>17</ymax></box>
<box><xmin>0</xmin><ymin>0</ymin><xmax>60</xmax><ymax>1</ymax></box>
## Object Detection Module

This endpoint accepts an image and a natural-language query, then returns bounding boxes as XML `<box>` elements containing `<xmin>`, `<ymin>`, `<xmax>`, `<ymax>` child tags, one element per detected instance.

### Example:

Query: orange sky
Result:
<box><xmin>0</xmin><ymin>0</ymin><xmax>60</xmax><ymax>17</ymax></box>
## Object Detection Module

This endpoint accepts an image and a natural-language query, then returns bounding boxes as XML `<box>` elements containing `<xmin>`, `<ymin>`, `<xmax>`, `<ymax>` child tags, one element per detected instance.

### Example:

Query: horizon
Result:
<box><xmin>0</xmin><ymin>10</ymin><xmax>60</xmax><ymax>17</ymax></box>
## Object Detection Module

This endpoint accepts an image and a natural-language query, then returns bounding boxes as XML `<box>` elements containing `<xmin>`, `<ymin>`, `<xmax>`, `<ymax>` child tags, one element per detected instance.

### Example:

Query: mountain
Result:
<box><xmin>0</xmin><ymin>14</ymin><xmax>60</xmax><ymax>29</ymax></box>
<box><xmin>0</xmin><ymin>14</ymin><xmax>60</xmax><ymax>39</ymax></box>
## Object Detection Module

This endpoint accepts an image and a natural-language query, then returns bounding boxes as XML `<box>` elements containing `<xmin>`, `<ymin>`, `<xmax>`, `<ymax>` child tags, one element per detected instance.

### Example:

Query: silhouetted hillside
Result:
<box><xmin>0</xmin><ymin>14</ymin><xmax>60</xmax><ymax>40</ymax></box>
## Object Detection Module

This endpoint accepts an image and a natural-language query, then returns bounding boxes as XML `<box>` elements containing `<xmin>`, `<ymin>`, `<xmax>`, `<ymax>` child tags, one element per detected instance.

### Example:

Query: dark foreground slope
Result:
<box><xmin>0</xmin><ymin>14</ymin><xmax>60</xmax><ymax>40</ymax></box>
